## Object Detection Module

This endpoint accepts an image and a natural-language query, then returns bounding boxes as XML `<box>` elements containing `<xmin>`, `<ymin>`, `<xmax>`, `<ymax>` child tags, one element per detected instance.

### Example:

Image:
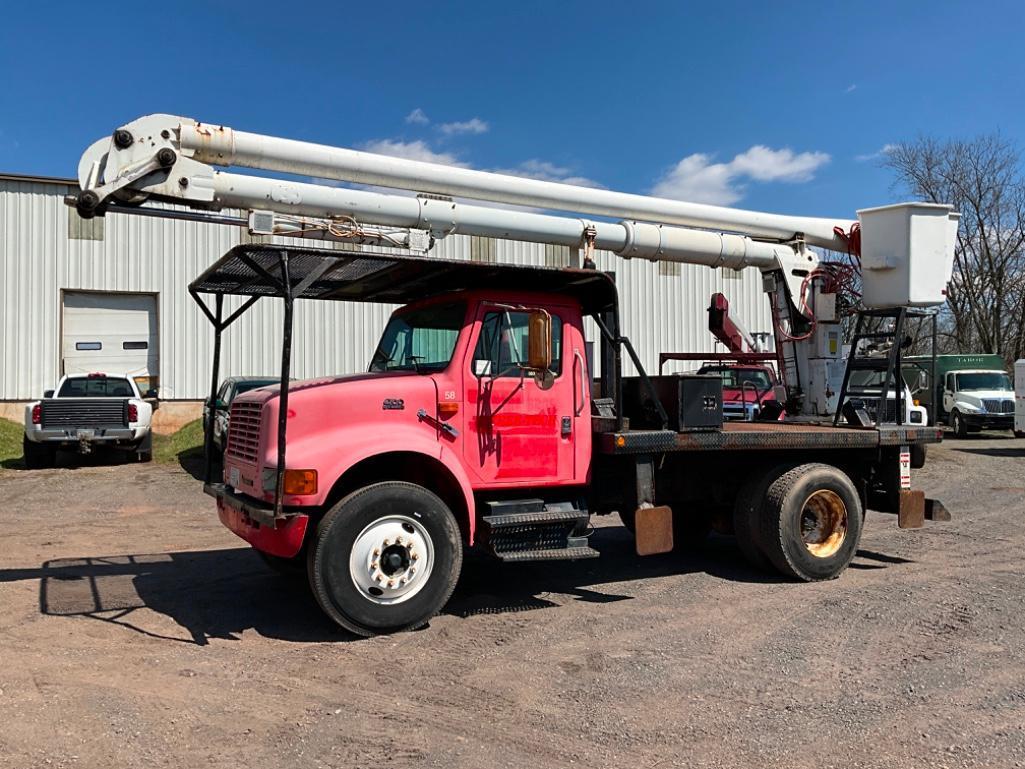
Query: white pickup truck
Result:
<box><xmin>23</xmin><ymin>372</ymin><xmax>154</xmax><ymax>468</ymax></box>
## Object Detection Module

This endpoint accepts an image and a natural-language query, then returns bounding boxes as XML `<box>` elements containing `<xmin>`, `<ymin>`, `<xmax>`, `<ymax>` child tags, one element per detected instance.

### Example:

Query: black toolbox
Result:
<box><xmin>622</xmin><ymin>374</ymin><xmax>723</xmax><ymax>431</ymax></box>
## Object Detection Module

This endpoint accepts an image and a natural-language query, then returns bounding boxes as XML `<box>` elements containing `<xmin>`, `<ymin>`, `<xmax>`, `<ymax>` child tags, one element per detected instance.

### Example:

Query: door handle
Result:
<box><xmin>573</xmin><ymin>350</ymin><xmax>586</xmax><ymax>417</ymax></box>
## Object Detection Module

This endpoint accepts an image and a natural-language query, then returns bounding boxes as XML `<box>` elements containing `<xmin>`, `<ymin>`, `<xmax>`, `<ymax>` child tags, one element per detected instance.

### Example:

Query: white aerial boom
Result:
<box><xmin>69</xmin><ymin>113</ymin><xmax>960</xmax><ymax>416</ymax></box>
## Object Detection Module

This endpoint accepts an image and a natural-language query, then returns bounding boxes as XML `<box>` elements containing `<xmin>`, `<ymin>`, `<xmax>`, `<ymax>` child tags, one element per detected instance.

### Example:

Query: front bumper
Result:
<box><xmin>204</xmin><ymin>482</ymin><xmax>309</xmax><ymax>558</ymax></box>
<box><xmin>962</xmin><ymin>413</ymin><xmax>1013</xmax><ymax>430</ymax></box>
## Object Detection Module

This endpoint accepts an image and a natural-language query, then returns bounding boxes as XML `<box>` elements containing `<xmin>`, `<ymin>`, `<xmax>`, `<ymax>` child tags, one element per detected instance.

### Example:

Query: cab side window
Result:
<box><xmin>473</xmin><ymin>311</ymin><xmax>562</xmax><ymax>378</ymax></box>
<box><xmin>945</xmin><ymin>373</ymin><xmax>955</xmax><ymax>392</ymax></box>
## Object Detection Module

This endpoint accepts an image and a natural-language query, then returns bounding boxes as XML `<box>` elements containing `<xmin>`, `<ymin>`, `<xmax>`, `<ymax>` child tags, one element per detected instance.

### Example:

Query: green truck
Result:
<box><xmin>902</xmin><ymin>354</ymin><xmax>1014</xmax><ymax>436</ymax></box>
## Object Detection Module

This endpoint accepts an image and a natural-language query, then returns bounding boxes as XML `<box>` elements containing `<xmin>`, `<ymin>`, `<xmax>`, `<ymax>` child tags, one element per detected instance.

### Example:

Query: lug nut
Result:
<box><xmin>370</xmin><ymin>561</ymin><xmax>378</xmax><ymax>570</ymax></box>
<box><xmin>372</xmin><ymin>548</ymin><xmax>380</xmax><ymax>556</ymax></box>
<box><xmin>388</xmin><ymin>580</ymin><xmax>395</xmax><ymax>589</ymax></box>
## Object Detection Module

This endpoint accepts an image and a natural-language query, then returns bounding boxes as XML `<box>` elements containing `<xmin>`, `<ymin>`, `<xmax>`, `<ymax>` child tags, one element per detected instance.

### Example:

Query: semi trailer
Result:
<box><xmin>69</xmin><ymin>114</ymin><xmax>959</xmax><ymax>636</ymax></box>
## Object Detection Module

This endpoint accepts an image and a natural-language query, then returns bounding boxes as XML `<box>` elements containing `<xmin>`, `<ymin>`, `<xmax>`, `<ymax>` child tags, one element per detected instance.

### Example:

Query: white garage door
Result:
<box><xmin>62</xmin><ymin>292</ymin><xmax>159</xmax><ymax>394</ymax></box>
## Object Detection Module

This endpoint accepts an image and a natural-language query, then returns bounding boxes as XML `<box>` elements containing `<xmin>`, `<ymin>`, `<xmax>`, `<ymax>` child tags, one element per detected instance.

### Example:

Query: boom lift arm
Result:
<box><xmin>68</xmin><ymin>114</ymin><xmax>959</xmax><ymax>416</ymax></box>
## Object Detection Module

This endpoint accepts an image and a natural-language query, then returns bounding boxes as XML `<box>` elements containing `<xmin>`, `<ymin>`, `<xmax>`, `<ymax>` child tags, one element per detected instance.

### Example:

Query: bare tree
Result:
<box><xmin>883</xmin><ymin>135</ymin><xmax>1025</xmax><ymax>362</ymax></box>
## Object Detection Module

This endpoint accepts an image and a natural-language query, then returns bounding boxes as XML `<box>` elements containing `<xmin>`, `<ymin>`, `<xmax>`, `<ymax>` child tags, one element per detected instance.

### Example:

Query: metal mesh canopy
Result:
<box><xmin>188</xmin><ymin>244</ymin><xmax>618</xmax><ymax>313</ymax></box>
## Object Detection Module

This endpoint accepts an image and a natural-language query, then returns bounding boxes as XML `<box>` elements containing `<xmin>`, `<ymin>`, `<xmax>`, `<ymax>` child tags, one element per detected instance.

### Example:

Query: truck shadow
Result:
<box><xmin>1</xmin><ymin>449</ymin><xmax>140</xmax><ymax>471</ymax></box>
<box><xmin>948</xmin><ymin>446</ymin><xmax>1025</xmax><ymax>458</ymax></box>
<box><xmin>0</xmin><ymin>529</ymin><xmax>913</xmax><ymax>645</ymax></box>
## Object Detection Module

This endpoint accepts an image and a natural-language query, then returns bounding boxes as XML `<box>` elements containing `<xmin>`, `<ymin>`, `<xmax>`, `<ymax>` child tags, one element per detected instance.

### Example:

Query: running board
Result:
<box><xmin>482</xmin><ymin>500</ymin><xmax>598</xmax><ymax>562</ymax></box>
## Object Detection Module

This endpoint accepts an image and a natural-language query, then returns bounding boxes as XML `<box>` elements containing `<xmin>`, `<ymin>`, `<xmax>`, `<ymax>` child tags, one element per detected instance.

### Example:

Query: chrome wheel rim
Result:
<box><xmin>349</xmin><ymin>514</ymin><xmax>434</xmax><ymax>605</ymax></box>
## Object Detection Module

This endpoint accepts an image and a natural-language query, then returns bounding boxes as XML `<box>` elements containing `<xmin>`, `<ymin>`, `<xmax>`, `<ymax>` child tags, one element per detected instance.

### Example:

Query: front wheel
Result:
<box><xmin>307</xmin><ymin>481</ymin><xmax>462</xmax><ymax>637</ymax></box>
<box><xmin>951</xmin><ymin>410</ymin><xmax>968</xmax><ymax>438</ymax></box>
<box><xmin>758</xmin><ymin>463</ymin><xmax>863</xmax><ymax>582</ymax></box>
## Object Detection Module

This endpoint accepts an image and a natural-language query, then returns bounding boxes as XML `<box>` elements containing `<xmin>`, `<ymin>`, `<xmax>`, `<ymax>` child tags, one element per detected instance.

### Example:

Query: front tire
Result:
<box><xmin>758</xmin><ymin>463</ymin><xmax>863</xmax><ymax>582</ymax></box>
<box><xmin>951</xmin><ymin>410</ymin><xmax>968</xmax><ymax>438</ymax></box>
<box><xmin>307</xmin><ymin>481</ymin><xmax>462</xmax><ymax>637</ymax></box>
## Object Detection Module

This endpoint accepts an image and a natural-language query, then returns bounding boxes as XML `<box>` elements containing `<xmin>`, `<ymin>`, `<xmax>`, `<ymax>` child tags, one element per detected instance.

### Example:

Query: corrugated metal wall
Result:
<box><xmin>0</xmin><ymin>176</ymin><xmax>772</xmax><ymax>400</ymax></box>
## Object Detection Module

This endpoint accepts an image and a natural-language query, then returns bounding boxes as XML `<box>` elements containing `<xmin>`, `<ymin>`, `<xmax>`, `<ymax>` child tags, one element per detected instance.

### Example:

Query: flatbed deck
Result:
<box><xmin>597</xmin><ymin>421</ymin><xmax>944</xmax><ymax>454</ymax></box>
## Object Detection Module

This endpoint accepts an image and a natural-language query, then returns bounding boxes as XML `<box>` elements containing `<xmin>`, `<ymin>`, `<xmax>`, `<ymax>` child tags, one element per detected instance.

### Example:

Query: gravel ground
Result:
<box><xmin>0</xmin><ymin>435</ymin><xmax>1023</xmax><ymax>769</ymax></box>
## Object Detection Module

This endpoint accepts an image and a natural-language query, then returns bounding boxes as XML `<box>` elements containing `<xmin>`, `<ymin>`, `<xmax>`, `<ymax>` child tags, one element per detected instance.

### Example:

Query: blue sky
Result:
<box><xmin>2</xmin><ymin>1</ymin><xmax>1023</xmax><ymax>219</ymax></box>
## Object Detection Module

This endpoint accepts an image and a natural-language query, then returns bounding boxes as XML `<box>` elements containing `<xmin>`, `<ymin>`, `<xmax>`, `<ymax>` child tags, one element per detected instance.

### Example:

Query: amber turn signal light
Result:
<box><xmin>438</xmin><ymin>401</ymin><xmax>459</xmax><ymax>418</ymax></box>
<box><xmin>283</xmin><ymin>469</ymin><xmax>317</xmax><ymax>495</ymax></box>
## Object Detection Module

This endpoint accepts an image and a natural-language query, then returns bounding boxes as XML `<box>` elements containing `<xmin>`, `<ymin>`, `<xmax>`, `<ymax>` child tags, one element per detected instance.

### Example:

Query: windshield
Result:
<box><xmin>698</xmin><ymin>366</ymin><xmax>772</xmax><ymax>390</ymax></box>
<box><xmin>369</xmin><ymin>302</ymin><xmax>466</xmax><ymax>374</ymax></box>
<box><xmin>956</xmin><ymin>372</ymin><xmax>1010</xmax><ymax>391</ymax></box>
<box><xmin>58</xmin><ymin>376</ymin><xmax>134</xmax><ymax>397</ymax></box>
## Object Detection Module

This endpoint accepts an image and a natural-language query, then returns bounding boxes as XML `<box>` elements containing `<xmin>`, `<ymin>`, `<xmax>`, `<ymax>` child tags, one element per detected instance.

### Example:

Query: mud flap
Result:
<box><xmin>898</xmin><ymin>489</ymin><xmax>925</xmax><ymax>529</ymax></box>
<box><xmin>634</xmin><ymin>505</ymin><xmax>674</xmax><ymax>556</ymax></box>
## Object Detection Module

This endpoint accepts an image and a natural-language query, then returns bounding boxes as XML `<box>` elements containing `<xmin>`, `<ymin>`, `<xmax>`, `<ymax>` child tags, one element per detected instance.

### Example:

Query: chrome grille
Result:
<box><xmin>982</xmin><ymin>399</ymin><xmax>1014</xmax><ymax>414</ymax></box>
<box><xmin>226</xmin><ymin>402</ymin><xmax>263</xmax><ymax>463</ymax></box>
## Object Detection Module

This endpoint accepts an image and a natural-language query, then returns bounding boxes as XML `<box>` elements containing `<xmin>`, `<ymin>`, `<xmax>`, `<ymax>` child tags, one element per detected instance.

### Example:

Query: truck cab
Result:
<box><xmin>941</xmin><ymin>369</ymin><xmax>1014</xmax><ymax>436</ymax></box>
<box><xmin>220</xmin><ymin>289</ymin><xmax>592</xmax><ymax>513</ymax></box>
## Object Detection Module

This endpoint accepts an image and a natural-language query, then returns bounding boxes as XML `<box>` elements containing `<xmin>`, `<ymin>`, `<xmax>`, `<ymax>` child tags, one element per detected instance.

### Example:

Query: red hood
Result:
<box><xmin>233</xmin><ymin>371</ymin><xmax>420</xmax><ymax>404</ymax></box>
<box><xmin>721</xmin><ymin>385</ymin><xmax>771</xmax><ymax>403</ymax></box>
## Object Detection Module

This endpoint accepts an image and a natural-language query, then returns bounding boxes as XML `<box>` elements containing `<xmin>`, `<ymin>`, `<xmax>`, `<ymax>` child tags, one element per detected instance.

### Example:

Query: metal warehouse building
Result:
<box><xmin>0</xmin><ymin>172</ymin><xmax>772</xmax><ymax>427</ymax></box>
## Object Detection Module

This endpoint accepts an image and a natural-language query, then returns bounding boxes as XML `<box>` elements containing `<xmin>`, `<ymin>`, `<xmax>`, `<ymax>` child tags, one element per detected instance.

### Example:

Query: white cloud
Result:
<box><xmin>405</xmin><ymin>108</ymin><xmax>430</xmax><ymax>125</ymax></box>
<box><xmin>490</xmin><ymin>159</ymin><xmax>603</xmax><ymax>188</ymax></box>
<box><xmin>438</xmin><ymin>117</ymin><xmax>489</xmax><ymax>136</ymax></box>
<box><xmin>359</xmin><ymin>139</ymin><xmax>467</xmax><ymax>167</ymax></box>
<box><xmin>845</xmin><ymin>83</ymin><xmax>858</xmax><ymax>93</ymax></box>
<box><xmin>854</xmin><ymin>143</ymin><xmax>897</xmax><ymax>162</ymax></box>
<box><xmin>651</xmin><ymin>146</ymin><xmax>830</xmax><ymax>205</ymax></box>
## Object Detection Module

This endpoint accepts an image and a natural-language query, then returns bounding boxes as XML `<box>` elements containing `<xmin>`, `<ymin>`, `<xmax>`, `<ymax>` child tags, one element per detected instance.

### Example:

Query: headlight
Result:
<box><xmin>910</xmin><ymin>411</ymin><xmax>923</xmax><ymax>423</ymax></box>
<box><xmin>958</xmin><ymin>402</ymin><xmax>981</xmax><ymax>413</ymax></box>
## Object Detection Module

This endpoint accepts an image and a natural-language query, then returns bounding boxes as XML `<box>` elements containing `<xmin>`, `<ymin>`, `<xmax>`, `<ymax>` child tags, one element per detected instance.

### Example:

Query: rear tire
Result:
<box><xmin>732</xmin><ymin>464</ymin><xmax>797</xmax><ymax>571</ymax></box>
<box><xmin>23</xmin><ymin>437</ymin><xmax>56</xmax><ymax>469</ymax></box>
<box><xmin>307</xmin><ymin>481</ymin><xmax>462</xmax><ymax>637</ymax></box>
<box><xmin>758</xmin><ymin>463</ymin><xmax>863</xmax><ymax>582</ymax></box>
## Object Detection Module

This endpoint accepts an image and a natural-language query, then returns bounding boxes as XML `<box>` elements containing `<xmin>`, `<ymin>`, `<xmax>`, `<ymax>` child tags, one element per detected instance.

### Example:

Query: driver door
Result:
<box><xmin>462</xmin><ymin>304</ymin><xmax>576</xmax><ymax>486</ymax></box>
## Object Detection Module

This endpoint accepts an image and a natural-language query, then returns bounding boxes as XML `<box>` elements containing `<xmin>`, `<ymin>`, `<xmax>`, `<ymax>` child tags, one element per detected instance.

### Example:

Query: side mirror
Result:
<box><xmin>144</xmin><ymin>388</ymin><xmax>159</xmax><ymax>399</ymax></box>
<box><xmin>912</xmin><ymin>371</ymin><xmax>926</xmax><ymax>394</ymax></box>
<box><xmin>526</xmin><ymin>310</ymin><xmax>552</xmax><ymax>371</ymax></box>
<box><xmin>214</xmin><ymin>398</ymin><xmax>227</xmax><ymax>410</ymax></box>
<box><xmin>43</xmin><ymin>389</ymin><xmax>54</xmax><ymax>398</ymax></box>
